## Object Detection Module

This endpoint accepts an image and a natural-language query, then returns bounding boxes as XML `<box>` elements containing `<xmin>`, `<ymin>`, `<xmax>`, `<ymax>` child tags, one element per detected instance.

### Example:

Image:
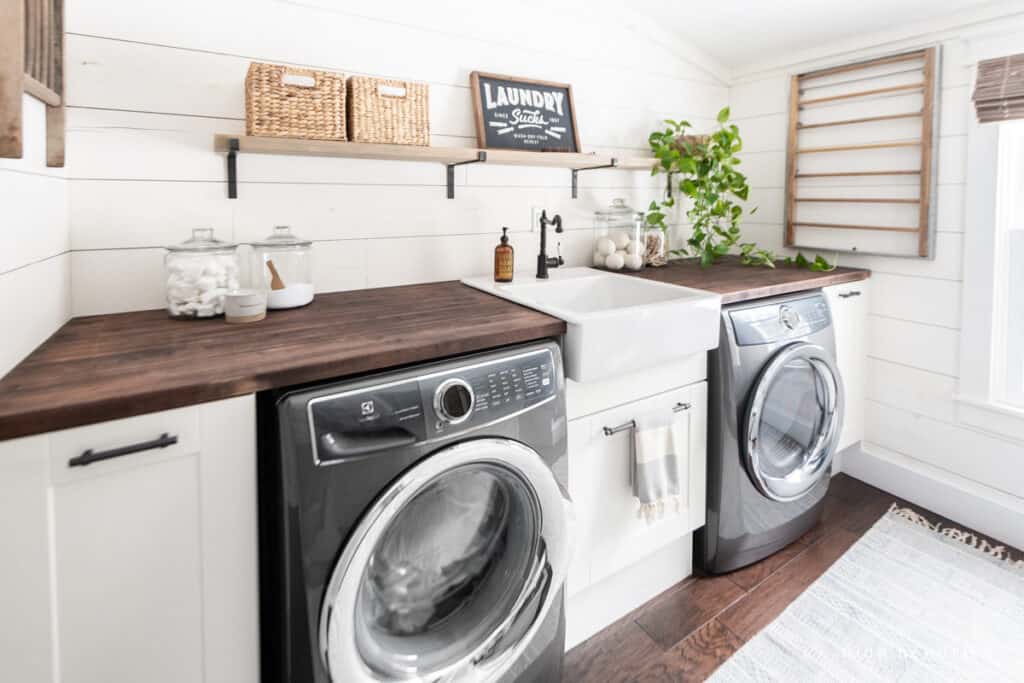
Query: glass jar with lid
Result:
<box><xmin>164</xmin><ymin>228</ymin><xmax>239</xmax><ymax>319</ymax></box>
<box><xmin>593</xmin><ymin>198</ymin><xmax>644</xmax><ymax>271</ymax></box>
<box><xmin>251</xmin><ymin>225</ymin><xmax>314</xmax><ymax>309</ymax></box>
<box><xmin>643</xmin><ymin>227</ymin><xmax>667</xmax><ymax>267</ymax></box>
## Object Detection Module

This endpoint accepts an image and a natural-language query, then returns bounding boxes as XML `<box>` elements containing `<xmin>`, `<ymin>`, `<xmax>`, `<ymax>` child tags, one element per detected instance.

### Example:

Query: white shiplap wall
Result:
<box><xmin>0</xmin><ymin>95</ymin><xmax>71</xmax><ymax>376</ymax></box>
<box><xmin>729</xmin><ymin>18</ymin><xmax>1024</xmax><ymax>536</ymax></box>
<box><xmin>61</xmin><ymin>0</ymin><xmax>729</xmax><ymax>316</ymax></box>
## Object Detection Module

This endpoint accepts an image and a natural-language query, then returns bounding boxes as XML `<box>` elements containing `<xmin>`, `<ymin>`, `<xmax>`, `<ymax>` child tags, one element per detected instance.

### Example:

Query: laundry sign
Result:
<box><xmin>470</xmin><ymin>72</ymin><xmax>581</xmax><ymax>152</ymax></box>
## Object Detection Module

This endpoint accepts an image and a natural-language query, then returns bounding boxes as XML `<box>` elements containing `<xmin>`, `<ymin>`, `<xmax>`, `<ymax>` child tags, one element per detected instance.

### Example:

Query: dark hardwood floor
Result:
<box><xmin>563</xmin><ymin>473</ymin><xmax>1024</xmax><ymax>682</ymax></box>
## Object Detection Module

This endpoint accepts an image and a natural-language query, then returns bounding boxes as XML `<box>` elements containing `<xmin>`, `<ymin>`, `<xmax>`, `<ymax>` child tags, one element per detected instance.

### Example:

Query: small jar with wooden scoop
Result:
<box><xmin>251</xmin><ymin>226</ymin><xmax>314</xmax><ymax>309</ymax></box>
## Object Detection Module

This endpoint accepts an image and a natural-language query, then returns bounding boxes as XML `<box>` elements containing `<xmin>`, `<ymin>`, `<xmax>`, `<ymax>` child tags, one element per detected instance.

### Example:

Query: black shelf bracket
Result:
<box><xmin>666</xmin><ymin>171</ymin><xmax>675</xmax><ymax>200</ymax></box>
<box><xmin>226</xmin><ymin>137</ymin><xmax>239</xmax><ymax>199</ymax></box>
<box><xmin>446</xmin><ymin>151</ymin><xmax>487</xmax><ymax>198</ymax></box>
<box><xmin>571</xmin><ymin>158</ymin><xmax>618</xmax><ymax>199</ymax></box>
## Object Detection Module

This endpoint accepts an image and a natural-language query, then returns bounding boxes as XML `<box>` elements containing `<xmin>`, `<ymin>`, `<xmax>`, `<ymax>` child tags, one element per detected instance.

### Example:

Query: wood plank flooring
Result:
<box><xmin>563</xmin><ymin>473</ymin><xmax>1024</xmax><ymax>682</ymax></box>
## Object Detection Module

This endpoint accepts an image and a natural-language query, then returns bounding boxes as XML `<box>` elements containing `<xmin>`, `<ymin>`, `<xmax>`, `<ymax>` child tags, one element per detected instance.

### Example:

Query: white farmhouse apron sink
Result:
<box><xmin>462</xmin><ymin>267</ymin><xmax>722</xmax><ymax>382</ymax></box>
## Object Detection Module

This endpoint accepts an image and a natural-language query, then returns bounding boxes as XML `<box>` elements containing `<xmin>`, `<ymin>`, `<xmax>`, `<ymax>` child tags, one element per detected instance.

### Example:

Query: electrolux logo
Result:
<box><xmin>360</xmin><ymin>400</ymin><xmax>375</xmax><ymax>416</ymax></box>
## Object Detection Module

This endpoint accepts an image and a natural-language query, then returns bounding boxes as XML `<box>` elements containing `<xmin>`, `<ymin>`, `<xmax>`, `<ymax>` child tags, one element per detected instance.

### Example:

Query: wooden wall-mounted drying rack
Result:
<box><xmin>0</xmin><ymin>0</ymin><xmax>65</xmax><ymax>165</ymax></box>
<box><xmin>784</xmin><ymin>47</ymin><xmax>939</xmax><ymax>258</ymax></box>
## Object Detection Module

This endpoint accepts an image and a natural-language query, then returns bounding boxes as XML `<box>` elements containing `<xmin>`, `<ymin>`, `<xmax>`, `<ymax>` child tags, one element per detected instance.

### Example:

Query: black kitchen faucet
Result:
<box><xmin>536</xmin><ymin>210</ymin><xmax>563</xmax><ymax>279</ymax></box>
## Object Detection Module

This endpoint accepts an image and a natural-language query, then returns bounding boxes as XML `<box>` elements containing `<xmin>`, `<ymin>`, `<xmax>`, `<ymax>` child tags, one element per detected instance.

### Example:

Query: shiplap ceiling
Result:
<box><xmin>630</xmin><ymin>0</ymin><xmax>1002</xmax><ymax>68</ymax></box>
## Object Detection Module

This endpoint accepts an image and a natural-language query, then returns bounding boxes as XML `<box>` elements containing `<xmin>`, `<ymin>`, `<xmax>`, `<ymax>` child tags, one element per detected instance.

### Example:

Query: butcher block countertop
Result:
<box><xmin>626</xmin><ymin>255</ymin><xmax>870</xmax><ymax>304</ymax></box>
<box><xmin>0</xmin><ymin>259</ymin><xmax>869</xmax><ymax>441</ymax></box>
<box><xmin>0</xmin><ymin>282</ymin><xmax>566</xmax><ymax>441</ymax></box>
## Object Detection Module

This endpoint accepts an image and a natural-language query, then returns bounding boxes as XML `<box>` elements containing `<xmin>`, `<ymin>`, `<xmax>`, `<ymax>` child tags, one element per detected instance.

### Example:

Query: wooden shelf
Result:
<box><xmin>213</xmin><ymin>134</ymin><xmax>656</xmax><ymax>199</ymax></box>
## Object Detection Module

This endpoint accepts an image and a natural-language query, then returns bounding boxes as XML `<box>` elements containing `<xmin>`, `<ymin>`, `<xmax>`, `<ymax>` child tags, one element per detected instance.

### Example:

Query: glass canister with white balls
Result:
<box><xmin>593</xmin><ymin>198</ymin><xmax>644</xmax><ymax>271</ymax></box>
<box><xmin>251</xmin><ymin>226</ymin><xmax>314</xmax><ymax>309</ymax></box>
<box><xmin>164</xmin><ymin>228</ymin><xmax>240</xmax><ymax>319</ymax></box>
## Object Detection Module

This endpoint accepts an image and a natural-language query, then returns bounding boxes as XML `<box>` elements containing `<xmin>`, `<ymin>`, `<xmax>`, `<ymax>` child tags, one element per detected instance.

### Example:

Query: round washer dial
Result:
<box><xmin>779</xmin><ymin>305</ymin><xmax>802</xmax><ymax>330</ymax></box>
<box><xmin>434</xmin><ymin>378</ymin><xmax>475</xmax><ymax>424</ymax></box>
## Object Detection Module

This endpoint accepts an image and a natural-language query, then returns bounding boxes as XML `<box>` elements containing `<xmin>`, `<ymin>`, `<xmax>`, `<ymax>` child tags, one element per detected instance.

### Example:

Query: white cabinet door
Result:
<box><xmin>53</xmin><ymin>450</ymin><xmax>205</xmax><ymax>683</ymax></box>
<box><xmin>568</xmin><ymin>381</ymin><xmax>707</xmax><ymax>592</ymax></box>
<box><xmin>824</xmin><ymin>280</ymin><xmax>871</xmax><ymax>461</ymax></box>
<box><xmin>0</xmin><ymin>396</ymin><xmax>258</xmax><ymax>683</ymax></box>
<box><xmin>0</xmin><ymin>436</ymin><xmax>54</xmax><ymax>683</ymax></box>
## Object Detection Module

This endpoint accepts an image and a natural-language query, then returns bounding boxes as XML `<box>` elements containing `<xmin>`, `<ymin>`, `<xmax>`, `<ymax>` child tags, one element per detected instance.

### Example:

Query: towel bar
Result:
<box><xmin>602</xmin><ymin>402</ymin><xmax>691</xmax><ymax>436</ymax></box>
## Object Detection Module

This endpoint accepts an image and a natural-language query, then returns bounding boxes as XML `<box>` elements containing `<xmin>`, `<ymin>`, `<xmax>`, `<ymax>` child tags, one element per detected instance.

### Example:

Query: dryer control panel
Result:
<box><xmin>730</xmin><ymin>293</ymin><xmax>831</xmax><ymax>346</ymax></box>
<box><xmin>307</xmin><ymin>347</ymin><xmax>558</xmax><ymax>463</ymax></box>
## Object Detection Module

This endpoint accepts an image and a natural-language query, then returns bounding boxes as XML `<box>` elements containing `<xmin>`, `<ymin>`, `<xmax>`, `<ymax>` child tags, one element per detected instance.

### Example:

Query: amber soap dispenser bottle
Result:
<box><xmin>494</xmin><ymin>227</ymin><xmax>514</xmax><ymax>282</ymax></box>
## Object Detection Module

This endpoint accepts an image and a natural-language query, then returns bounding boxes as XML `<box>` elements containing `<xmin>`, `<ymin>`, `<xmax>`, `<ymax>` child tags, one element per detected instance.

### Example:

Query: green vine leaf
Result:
<box><xmin>644</xmin><ymin>111</ymin><xmax>833</xmax><ymax>273</ymax></box>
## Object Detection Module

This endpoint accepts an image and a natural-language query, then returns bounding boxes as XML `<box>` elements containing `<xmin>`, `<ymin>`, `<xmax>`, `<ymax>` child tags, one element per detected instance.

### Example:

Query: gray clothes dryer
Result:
<box><xmin>258</xmin><ymin>340</ymin><xmax>571</xmax><ymax>682</ymax></box>
<box><xmin>698</xmin><ymin>290</ymin><xmax>844</xmax><ymax>574</ymax></box>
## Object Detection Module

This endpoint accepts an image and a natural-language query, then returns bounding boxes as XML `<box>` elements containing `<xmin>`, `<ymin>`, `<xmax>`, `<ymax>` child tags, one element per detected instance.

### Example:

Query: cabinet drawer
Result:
<box><xmin>49</xmin><ymin>405</ymin><xmax>200</xmax><ymax>485</ymax></box>
<box><xmin>569</xmin><ymin>381</ymin><xmax>707</xmax><ymax>589</ymax></box>
<box><xmin>566</xmin><ymin>354</ymin><xmax>706</xmax><ymax>420</ymax></box>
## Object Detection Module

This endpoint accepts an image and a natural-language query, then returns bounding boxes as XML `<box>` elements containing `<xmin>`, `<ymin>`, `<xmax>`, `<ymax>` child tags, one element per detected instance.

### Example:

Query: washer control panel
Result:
<box><xmin>421</xmin><ymin>348</ymin><xmax>557</xmax><ymax>438</ymax></box>
<box><xmin>307</xmin><ymin>347</ymin><xmax>558</xmax><ymax>462</ymax></box>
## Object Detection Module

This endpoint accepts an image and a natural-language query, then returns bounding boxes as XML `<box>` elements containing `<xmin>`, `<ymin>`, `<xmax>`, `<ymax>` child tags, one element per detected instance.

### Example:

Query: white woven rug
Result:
<box><xmin>710</xmin><ymin>505</ymin><xmax>1024</xmax><ymax>682</ymax></box>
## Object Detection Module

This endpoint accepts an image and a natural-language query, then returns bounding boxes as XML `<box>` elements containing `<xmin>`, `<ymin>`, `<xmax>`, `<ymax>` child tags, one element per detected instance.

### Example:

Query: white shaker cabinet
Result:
<box><xmin>568</xmin><ymin>381</ymin><xmax>707</xmax><ymax>592</ymax></box>
<box><xmin>564</xmin><ymin>354</ymin><xmax>708</xmax><ymax>648</ymax></box>
<box><xmin>0</xmin><ymin>396</ymin><xmax>259</xmax><ymax>683</ymax></box>
<box><xmin>823</xmin><ymin>279</ymin><xmax>871</xmax><ymax>464</ymax></box>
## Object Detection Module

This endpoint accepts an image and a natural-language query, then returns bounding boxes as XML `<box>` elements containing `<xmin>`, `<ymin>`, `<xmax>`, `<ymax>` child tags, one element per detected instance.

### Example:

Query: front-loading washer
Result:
<box><xmin>257</xmin><ymin>340</ymin><xmax>571</xmax><ymax>682</ymax></box>
<box><xmin>698</xmin><ymin>290</ymin><xmax>844</xmax><ymax>574</ymax></box>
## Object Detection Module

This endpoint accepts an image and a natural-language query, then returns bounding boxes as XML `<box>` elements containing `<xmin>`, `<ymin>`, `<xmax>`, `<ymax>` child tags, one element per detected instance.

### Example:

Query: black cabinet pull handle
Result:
<box><xmin>68</xmin><ymin>433</ymin><xmax>178</xmax><ymax>468</ymax></box>
<box><xmin>838</xmin><ymin>290</ymin><xmax>862</xmax><ymax>298</ymax></box>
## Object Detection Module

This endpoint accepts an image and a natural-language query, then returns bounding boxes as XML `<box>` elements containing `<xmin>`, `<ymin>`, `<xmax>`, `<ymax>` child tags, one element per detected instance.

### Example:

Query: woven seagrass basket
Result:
<box><xmin>245</xmin><ymin>62</ymin><xmax>347</xmax><ymax>141</ymax></box>
<box><xmin>347</xmin><ymin>76</ymin><xmax>429</xmax><ymax>146</ymax></box>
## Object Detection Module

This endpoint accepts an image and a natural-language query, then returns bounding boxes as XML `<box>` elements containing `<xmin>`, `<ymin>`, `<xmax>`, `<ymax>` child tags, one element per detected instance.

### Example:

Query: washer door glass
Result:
<box><xmin>320</xmin><ymin>439</ymin><xmax>569</xmax><ymax>682</ymax></box>
<box><xmin>744</xmin><ymin>342</ymin><xmax>843</xmax><ymax>502</ymax></box>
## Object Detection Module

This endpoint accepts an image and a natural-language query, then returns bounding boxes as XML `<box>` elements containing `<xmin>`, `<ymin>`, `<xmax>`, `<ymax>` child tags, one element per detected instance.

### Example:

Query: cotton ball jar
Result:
<box><xmin>604</xmin><ymin>252</ymin><xmax>625</xmax><ymax>270</ymax></box>
<box><xmin>164</xmin><ymin>228</ymin><xmax>239</xmax><ymax>319</ymax></box>
<box><xmin>595</xmin><ymin>237</ymin><xmax>617</xmax><ymax>256</ymax></box>
<box><xmin>593</xmin><ymin>250</ymin><xmax>607</xmax><ymax>267</ymax></box>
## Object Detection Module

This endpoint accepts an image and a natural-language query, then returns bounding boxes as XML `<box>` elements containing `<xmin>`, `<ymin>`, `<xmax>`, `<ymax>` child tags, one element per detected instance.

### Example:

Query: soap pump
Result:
<box><xmin>494</xmin><ymin>227</ymin><xmax>514</xmax><ymax>283</ymax></box>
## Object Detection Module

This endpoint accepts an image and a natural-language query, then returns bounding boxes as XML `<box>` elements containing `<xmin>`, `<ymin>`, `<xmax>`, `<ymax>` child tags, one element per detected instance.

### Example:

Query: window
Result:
<box><xmin>960</xmin><ymin>91</ymin><xmax>1024</xmax><ymax>439</ymax></box>
<box><xmin>996</xmin><ymin>121</ymin><xmax>1024</xmax><ymax>407</ymax></box>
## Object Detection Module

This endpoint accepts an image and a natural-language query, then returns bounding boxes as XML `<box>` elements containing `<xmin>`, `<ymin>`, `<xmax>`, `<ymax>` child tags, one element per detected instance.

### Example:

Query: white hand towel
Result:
<box><xmin>632</xmin><ymin>408</ymin><xmax>686</xmax><ymax>524</ymax></box>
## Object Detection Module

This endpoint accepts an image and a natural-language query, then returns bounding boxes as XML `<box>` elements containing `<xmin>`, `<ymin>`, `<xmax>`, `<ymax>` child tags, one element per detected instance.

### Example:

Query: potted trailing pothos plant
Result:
<box><xmin>645</xmin><ymin>107</ymin><xmax>833</xmax><ymax>271</ymax></box>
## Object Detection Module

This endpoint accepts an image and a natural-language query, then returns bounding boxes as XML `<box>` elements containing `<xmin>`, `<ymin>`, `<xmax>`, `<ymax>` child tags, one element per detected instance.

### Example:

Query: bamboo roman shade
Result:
<box><xmin>973</xmin><ymin>53</ymin><xmax>1024</xmax><ymax>123</ymax></box>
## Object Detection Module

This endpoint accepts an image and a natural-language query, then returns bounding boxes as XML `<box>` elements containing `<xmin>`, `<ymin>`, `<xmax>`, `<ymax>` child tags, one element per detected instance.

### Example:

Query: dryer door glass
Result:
<box><xmin>744</xmin><ymin>342</ymin><xmax>843</xmax><ymax>502</ymax></box>
<box><xmin>319</xmin><ymin>438</ymin><xmax>570</xmax><ymax>682</ymax></box>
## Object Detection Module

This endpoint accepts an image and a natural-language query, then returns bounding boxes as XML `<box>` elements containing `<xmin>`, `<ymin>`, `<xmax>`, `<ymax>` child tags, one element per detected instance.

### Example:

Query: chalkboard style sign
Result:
<box><xmin>470</xmin><ymin>72</ymin><xmax>581</xmax><ymax>153</ymax></box>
